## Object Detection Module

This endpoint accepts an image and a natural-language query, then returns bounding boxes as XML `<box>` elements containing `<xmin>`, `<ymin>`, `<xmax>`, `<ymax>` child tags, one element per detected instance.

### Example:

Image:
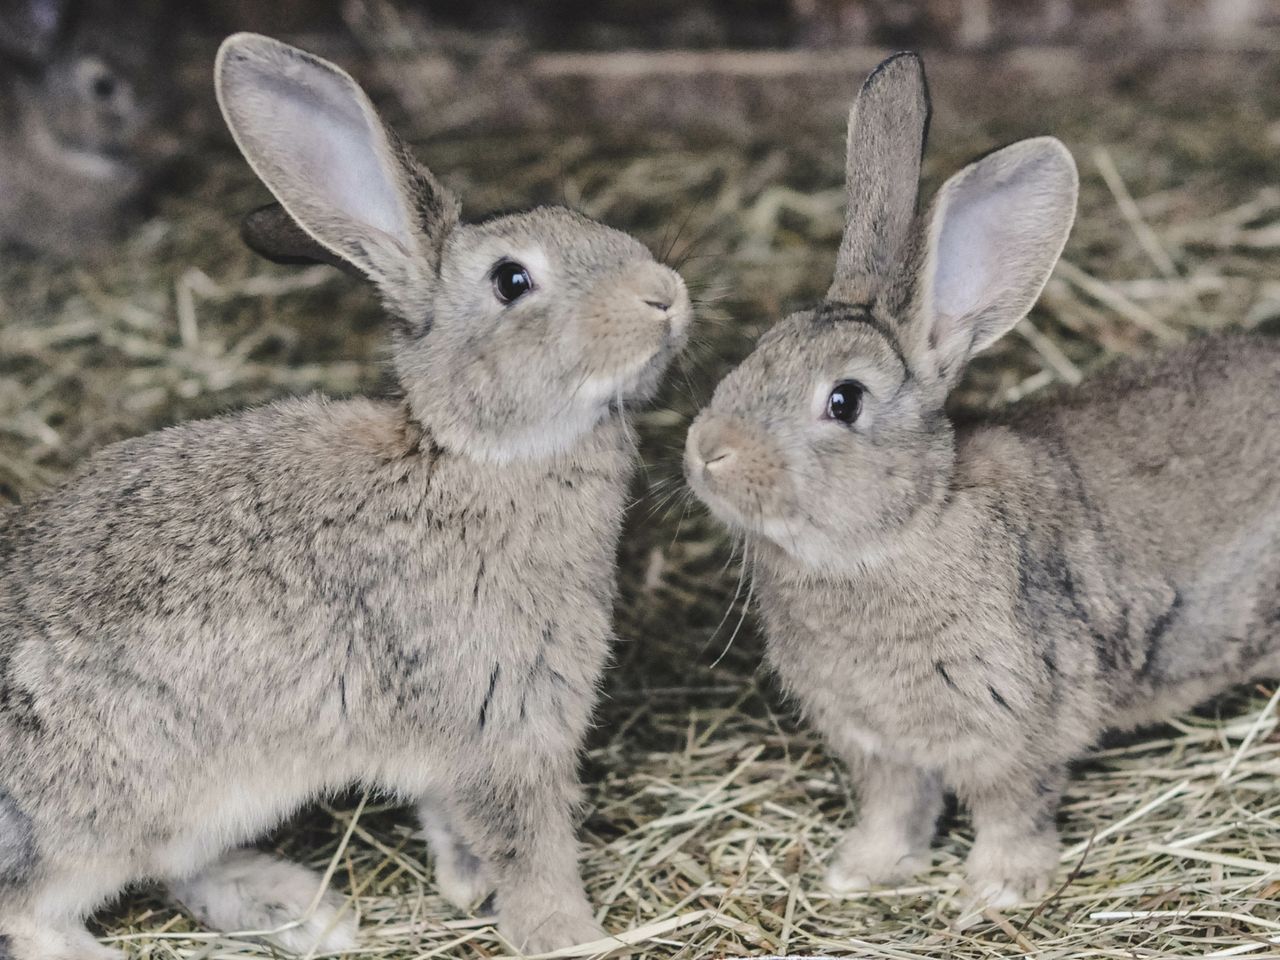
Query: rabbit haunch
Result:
<box><xmin>686</xmin><ymin>51</ymin><xmax>1280</xmax><ymax>908</ymax></box>
<box><xmin>0</xmin><ymin>32</ymin><xmax>689</xmax><ymax>960</ymax></box>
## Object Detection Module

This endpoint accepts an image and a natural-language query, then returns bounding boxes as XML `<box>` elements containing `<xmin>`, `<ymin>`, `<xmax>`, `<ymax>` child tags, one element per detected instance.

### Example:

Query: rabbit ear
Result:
<box><xmin>828</xmin><ymin>52</ymin><xmax>931</xmax><ymax>305</ymax></box>
<box><xmin>215</xmin><ymin>33</ymin><xmax>459</xmax><ymax>295</ymax></box>
<box><xmin>914</xmin><ymin>137</ymin><xmax>1078</xmax><ymax>380</ymax></box>
<box><xmin>0</xmin><ymin>0</ymin><xmax>69</xmax><ymax>64</ymax></box>
<box><xmin>241</xmin><ymin>203</ymin><xmax>365</xmax><ymax>278</ymax></box>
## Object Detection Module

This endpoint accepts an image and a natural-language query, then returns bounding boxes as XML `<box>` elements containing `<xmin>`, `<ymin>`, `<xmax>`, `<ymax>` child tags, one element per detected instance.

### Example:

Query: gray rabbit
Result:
<box><xmin>686</xmin><ymin>51</ymin><xmax>1280</xmax><ymax>907</ymax></box>
<box><xmin>0</xmin><ymin>32</ymin><xmax>690</xmax><ymax>959</ymax></box>
<box><xmin>0</xmin><ymin>0</ymin><xmax>177</xmax><ymax>259</ymax></box>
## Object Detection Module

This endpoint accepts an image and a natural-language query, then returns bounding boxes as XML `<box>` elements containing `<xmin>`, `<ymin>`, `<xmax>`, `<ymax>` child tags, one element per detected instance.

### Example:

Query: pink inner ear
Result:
<box><xmin>233</xmin><ymin>57</ymin><xmax>411</xmax><ymax>251</ymax></box>
<box><xmin>931</xmin><ymin>185</ymin><xmax>1005</xmax><ymax>325</ymax></box>
<box><xmin>925</xmin><ymin>141</ymin><xmax>1076</xmax><ymax>359</ymax></box>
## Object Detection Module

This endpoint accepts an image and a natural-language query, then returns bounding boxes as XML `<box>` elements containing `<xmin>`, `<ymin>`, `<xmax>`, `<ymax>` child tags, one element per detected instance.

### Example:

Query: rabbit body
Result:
<box><xmin>685</xmin><ymin>52</ymin><xmax>1270</xmax><ymax>907</ymax></box>
<box><xmin>751</xmin><ymin>335</ymin><xmax>1280</xmax><ymax>900</ymax></box>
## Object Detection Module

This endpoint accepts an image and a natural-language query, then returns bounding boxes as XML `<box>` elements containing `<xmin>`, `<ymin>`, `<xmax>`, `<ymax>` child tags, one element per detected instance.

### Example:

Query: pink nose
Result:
<box><xmin>699</xmin><ymin>444</ymin><xmax>735</xmax><ymax>474</ymax></box>
<box><xmin>686</xmin><ymin>416</ymin><xmax>740</xmax><ymax>481</ymax></box>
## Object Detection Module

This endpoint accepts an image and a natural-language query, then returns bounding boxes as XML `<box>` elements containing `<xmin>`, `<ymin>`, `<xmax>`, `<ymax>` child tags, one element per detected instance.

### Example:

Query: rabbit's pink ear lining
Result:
<box><xmin>240</xmin><ymin>203</ymin><xmax>366</xmax><ymax>280</ymax></box>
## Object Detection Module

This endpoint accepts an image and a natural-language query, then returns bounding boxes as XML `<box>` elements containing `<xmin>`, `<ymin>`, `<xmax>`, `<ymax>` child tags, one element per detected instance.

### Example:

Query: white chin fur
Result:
<box><xmin>758</xmin><ymin>517</ymin><xmax>897</xmax><ymax>573</ymax></box>
<box><xmin>441</xmin><ymin>404</ymin><xmax>607</xmax><ymax>465</ymax></box>
<box><xmin>444</xmin><ymin>360</ymin><xmax>660</xmax><ymax>464</ymax></box>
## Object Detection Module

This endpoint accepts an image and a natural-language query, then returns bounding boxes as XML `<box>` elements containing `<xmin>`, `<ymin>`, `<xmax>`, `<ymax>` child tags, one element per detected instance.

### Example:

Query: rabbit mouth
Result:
<box><xmin>587</xmin><ymin>337</ymin><xmax>681</xmax><ymax>411</ymax></box>
<box><xmin>683</xmin><ymin>448</ymin><xmax>771</xmax><ymax>536</ymax></box>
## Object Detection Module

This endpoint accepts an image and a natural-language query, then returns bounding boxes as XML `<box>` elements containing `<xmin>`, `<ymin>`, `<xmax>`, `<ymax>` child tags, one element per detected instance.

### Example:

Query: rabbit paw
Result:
<box><xmin>499</xmin><ymin>898</ymin><xmax>606</xmax><ymax>955</ymax></box>
<box><xmin>169</xmin><ymin>850</ymin><xmax>357</xmax><ymax>955</ymax></box>
<box><xmin>0</xmin><ymin>925</ymin><xmax>122</xmax><ymax>960</ymax></box>
<box><xmin>431</xmin><ymin>837</ymin><xmax>491</xmax><ymax>911</ymax></box>
<box><xmin>824</xmin><ymin>827</ymin><xmax>930</xmax><ymax>894</ymax></box>
<box><xmin>965</xmin><ymin>834</ymin><xmax>1056</xmax><ymax>908</ymax></box>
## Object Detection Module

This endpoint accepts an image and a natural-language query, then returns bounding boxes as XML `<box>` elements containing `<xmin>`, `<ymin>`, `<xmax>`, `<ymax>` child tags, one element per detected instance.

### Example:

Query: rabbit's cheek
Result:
<box><xmin>575</xmin><ymin>310</ymin><xmax>676</xmax><ymax>402</ymax></box>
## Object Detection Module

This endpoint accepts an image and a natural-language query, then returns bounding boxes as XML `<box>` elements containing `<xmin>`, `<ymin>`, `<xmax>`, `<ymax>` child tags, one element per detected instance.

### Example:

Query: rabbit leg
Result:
<box><xmin>0</xmin><ymin>856</ymin><xmax>128</xmax><ymax>960</ymax></box>
<box><xmin>825</xmin><ymin>752</ymin><xmax>943</xmax><ymax>893</ymax></box>
<box><xmin>416</xmin><ymin>798</ymin><xmax>492</xmax><ymax>911</ymax></box>
<box><xmin>961</xmin><ymin>769</ymin><xmax>1064</xmax><ymax>907</ymax></box>
<box><xmin>444</xmin><ymin>767</ymin><xmax>604</xmax><ymax>954</ymax></box>
<box><xmin>0</xmin><ymin>917</ymin><xmax>121</xmax><ymax>960</ymax></box>
<box><xmin>166</xmin><ymin>849</ymin><xmax>357</xmax><ymax>955</ymax></box>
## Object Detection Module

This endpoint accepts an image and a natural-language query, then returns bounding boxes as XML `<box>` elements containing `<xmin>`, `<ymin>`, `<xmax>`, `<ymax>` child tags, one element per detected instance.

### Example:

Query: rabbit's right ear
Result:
<box><xmin>215</xmin><ymin>33</ymin><xmax>460</xmax><ymax>297</ymax></box>
<box><xmin>828</xmin><ymin>52</ymin><xmax>931</xmax><ymax>305</ymax></box>
<box><xmin>910</xmin><ymin>137</ymin><xmax>1078</xmax><ymax>383</ymax></box>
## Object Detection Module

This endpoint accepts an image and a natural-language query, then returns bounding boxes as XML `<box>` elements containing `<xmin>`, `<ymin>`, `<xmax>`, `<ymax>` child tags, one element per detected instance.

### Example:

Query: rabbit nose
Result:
<box><xmin>699</xmin><ymin>443</ymin><xmax>735</xmax><ymax>473</ymax></box>
<box><xmin>687</xmin><ymin>420</ymin><xmax>737</xmax><ymax>478</ymax></box>
<box><xmin>637</xmin><ymin>267</ymin><xmax>688</xmax><ymax>324</ymax></box>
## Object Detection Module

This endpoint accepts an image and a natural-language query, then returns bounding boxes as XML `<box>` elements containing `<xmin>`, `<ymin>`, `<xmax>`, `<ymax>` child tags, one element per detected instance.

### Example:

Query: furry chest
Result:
<box><xmin>760</xmin><ymin>590</ymin><xmax>1003</xmax><ymax>767</ymax></box>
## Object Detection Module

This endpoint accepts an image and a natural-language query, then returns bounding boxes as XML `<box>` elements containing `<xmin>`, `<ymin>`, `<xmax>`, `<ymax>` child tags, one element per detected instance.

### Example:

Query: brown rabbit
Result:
<box><xmin>0</xmin><ymin>32</ymin><xmax>690</xmax><ymax>960</ymax></box>
<box><xmin>685</xmin><ymin>51</ymin><xmax>1280</xmax><ymax>907</ymax></box>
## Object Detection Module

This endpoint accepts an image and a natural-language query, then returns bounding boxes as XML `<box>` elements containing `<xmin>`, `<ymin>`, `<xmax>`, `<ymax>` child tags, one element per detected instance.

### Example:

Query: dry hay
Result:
<box><xmin>4</xmin><ymin>43</ymin><xmax>1280</xmax><ymax>960</ymax></box>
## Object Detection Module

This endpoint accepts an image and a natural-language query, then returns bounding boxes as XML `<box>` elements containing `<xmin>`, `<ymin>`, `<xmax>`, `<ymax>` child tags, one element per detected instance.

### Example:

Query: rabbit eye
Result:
<box><xmin>92</xmin><ymin>73</ymin><xmax>117</xmax><ymax>100</ymax></box>
<box><xmin>492</xmin><ymin>260</ymin><xmax>534</xmax><ymax>304</ymax></box>
<box><xmin>826</xmin><ymin>380</ymin><xmax>864</xmax><ymax>425</ymax></box>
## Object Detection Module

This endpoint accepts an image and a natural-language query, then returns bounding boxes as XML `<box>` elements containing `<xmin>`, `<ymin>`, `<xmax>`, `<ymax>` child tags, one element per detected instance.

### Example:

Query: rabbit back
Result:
<box><xmin>986</xmin><ymin>333</ymin><xmax>1280</xmax><ymax>725</ymax></box>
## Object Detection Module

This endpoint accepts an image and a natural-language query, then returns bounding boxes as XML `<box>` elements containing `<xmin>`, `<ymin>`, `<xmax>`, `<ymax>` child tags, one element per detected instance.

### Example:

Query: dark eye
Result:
<box><xmin>492</xmin><ymin>260</ymin><xmax>533</xmax><ymax>304</ymax></box>
<box><xmin>826</xmin><ymin>380</ymin><xmax>864</xmax><ymax>425</ymax></box>
<box><xmin>91</xmin><ymin>73</ymin><xmax>117</xmax><ymax>100</ymax></box>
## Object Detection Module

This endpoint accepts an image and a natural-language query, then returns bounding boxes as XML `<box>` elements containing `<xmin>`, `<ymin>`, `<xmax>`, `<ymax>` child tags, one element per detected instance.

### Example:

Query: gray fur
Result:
<box><xmin>686</xmin><ymin>54</ymin><xmax>1274</xmax><ymax>907</ymax></box>
<box><xmin>828</xmin><ymin>51</ymin><xmax>930</xmax><ymax>306</ymax></box>
<box><xmin>0</xmin><ymin>33</ymin><xmax>690</xmax><ymax>959</ymax></box>
<box><xmin>0</xmin><ymin>794</ymin><xmax>34</xmax><ymax>889</ymax></box>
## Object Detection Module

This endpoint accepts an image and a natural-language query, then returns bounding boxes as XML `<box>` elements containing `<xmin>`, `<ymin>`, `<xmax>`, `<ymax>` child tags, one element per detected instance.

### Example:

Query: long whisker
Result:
<box><xmin>711</xmin><ymin>540</ymin><xmax>755</xmax><ymax>668</ymax></box>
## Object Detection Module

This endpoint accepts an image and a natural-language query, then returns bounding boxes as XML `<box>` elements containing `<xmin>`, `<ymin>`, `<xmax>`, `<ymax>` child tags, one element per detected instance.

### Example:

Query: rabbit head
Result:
<box><xmin>0</xmin><ymin>0</ymin><xmax>177</xmax><ymax>258</ymax></box>
<box><xmin>685</xmin><ymin>53</ymin><xmax>1077</xmax><ymax>570</ymax></box>
<box><xmin>218</xmin><ymin>33</ymin><xmax>691</xmax><ymax>464</ymax></box>
<box><xmin>2</xmin><ymin>0</ymin><xmax>164</xmax><ymax>157</ymax></box>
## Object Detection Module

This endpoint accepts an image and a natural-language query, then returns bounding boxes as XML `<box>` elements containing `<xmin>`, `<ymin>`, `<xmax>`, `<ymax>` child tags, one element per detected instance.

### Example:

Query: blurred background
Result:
<box><xmin>5</xmin><ymin>1</ymin><xmax>1280</xmax><ymax>957</ymax></box>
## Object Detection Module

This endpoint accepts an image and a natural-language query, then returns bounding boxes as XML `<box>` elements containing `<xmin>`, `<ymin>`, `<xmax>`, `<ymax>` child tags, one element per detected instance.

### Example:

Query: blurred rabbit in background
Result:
<box><xmin>0</xmin><ymin>0</ymin><xmax>178</xmax><ymax>260</ymax></box>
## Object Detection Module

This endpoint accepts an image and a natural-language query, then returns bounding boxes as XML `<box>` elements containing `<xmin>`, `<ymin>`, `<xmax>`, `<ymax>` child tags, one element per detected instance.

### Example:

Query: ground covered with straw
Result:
<box><xmin>5</xmin><ymin>42</ymin><xmax>1280</xmax><ymax>959</ymax></box>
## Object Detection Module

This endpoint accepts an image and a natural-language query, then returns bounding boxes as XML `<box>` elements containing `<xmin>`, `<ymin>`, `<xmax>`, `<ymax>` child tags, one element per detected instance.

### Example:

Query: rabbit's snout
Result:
<box><xmin>629</xmin><ymin>263</ymin><xmax>692</xmax><ymax>337</ymax></box>
<box><xmin>575</xmin><ymin>261</ymin><xmax>691</xmax><ymax>401</ymax></box>
<box><xmin>689</xmin><ymin>422</ymin><xmax>737</xmax><ymax>476</ymax></box>
<box><xmin>685</xmin><ymin>413</ymin><xmax>791</xmax><ymax>530</ymax></box>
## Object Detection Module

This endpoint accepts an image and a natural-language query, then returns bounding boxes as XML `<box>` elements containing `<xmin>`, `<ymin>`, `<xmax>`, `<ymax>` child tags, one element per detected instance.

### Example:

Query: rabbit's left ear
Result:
<box><xmin>241</xmin><ymin>203</ymin><xmax>365</xmax><ymax>278</ymax></box>
<box><xmin>216</xmin><ymin>32</ymin><xmax>460</xmax><ymax>295</ymax></box>
<box><xmin>912</xmin><ymin>137</ymin><xmax>1078</xmax><ymax>381</ymax></box>
<box><xmin>829</xmin><ymin>51</ymin><xmax>931</xmax><ymax>305</ymax></box>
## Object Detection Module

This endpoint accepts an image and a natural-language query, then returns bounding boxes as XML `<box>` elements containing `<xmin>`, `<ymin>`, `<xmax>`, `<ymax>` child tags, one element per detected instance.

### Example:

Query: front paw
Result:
<box><xmin>169</xmin><ymin>850</ymin><xmax>357</xmax><ymax>955</ymax></box>
<box><xmin>434</xmin><ymin>841</ymin><xmax>491</xmax><ymax>912</ymax></box>
<box><xmin>965</xmin><ymin>832</ymin><xmax>1057</xmax><ymax>908</ymax></box>
<box><xmin>824</xmin><ymin>827</ymin><xmax>930</xmax><ymax>894</ymax></box>
<box><xmin>498</xmin><ymin>897</ymin><xmax>606</xmax><ymax>955</ymax></box>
